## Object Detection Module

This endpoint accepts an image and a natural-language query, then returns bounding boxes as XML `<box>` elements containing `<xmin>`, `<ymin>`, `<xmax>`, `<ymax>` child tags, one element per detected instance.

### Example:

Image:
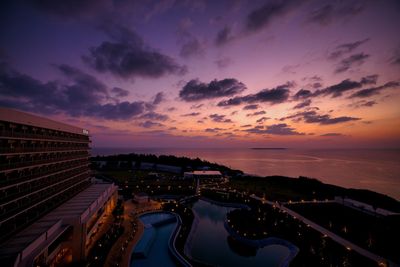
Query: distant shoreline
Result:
<box><xmin>250</xmin><ymin>147</ymin><xmax>287</xmax><ymax>150</ymax></box>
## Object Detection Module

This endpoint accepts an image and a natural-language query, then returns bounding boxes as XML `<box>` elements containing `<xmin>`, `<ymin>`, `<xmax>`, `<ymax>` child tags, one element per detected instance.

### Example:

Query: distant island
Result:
<box><xmin>250</xmin><ymin>147</ymin><xmax>287</xmax><ymax>150</ymax></box>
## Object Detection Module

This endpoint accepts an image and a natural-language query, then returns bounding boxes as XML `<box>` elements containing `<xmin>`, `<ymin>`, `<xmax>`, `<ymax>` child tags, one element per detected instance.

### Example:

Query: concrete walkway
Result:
<box><xmin>274</xmin><ymin>201</ymin><xmax>398</xmax><ymax>267</ymax></box>
<box><xmin>104</xmin><ymin>200</ymin><xmax>162</xmax><ymax>267</ymax></box>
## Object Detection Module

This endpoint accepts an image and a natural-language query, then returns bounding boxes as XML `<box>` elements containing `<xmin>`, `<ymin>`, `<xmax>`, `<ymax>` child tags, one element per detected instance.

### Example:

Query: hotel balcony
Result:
<box><xmin>0</xmin><ymin>161</ymin><xmax>89</xmax><ymax>188</ymax></box>
<box><xmin>0</xmin><ymin>153</ymin><xmax>89</xmax><ymax>172</ymax></box>
<box><xmin>0</xmin><ymin>130</ymin><xmax>90</xmax><ymax>143</ymax></box>
<box><xmin>0</xmin><ymin>146</ymin><xmax>89</xmax><ymax>155</ymax></box>
<box><xmin>0</xmin><ymin>172</ymin><xmax>90</xmax><ymax>221</ymax></box>
<box><xmin>0</xmin><ymin>166</ymin><xmax>90</xmax><ymax>201</ymax></box>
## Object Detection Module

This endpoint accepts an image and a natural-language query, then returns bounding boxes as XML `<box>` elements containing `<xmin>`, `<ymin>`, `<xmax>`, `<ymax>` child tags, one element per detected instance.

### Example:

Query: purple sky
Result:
<box><xmin>1</xmin><ymin>0</ymin><xmax>400</xmax><ymax>148</ymax></box>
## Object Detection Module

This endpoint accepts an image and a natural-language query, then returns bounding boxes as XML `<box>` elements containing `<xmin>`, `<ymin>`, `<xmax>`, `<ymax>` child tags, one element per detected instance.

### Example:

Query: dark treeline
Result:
<box><xmin>91</xmin><ymin>153</ymin><xmax>399</xmax><ymax>211</ymax></box>
<box><xmin>91</xmin><ymin>153</ymin><xmax>243</xmax><ymax>176</ymax></box>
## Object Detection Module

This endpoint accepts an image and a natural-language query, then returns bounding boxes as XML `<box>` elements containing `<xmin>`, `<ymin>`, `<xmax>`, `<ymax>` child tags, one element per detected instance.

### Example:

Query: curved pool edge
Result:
<box><xmin>168</xmin><ymin>213</ymin><xmax>192</xmax><ymax>267</ymax></box>
<box><xmin>129</xmin><ymin>210</ymin><xmax>192</xmax><ymax>267</ymax></box>
<box><xmin>183</xmin><ymin>198</ymin><xmax>253</xmax><ymax>266</ymax></box>
<box><xmin>223</xmin><ymin>220</ymin><xmax>299</xmax><ymax>267</ymax></box>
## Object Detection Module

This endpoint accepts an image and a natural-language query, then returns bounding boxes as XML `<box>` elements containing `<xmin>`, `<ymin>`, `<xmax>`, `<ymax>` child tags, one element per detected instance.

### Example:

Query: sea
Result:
<box><xmin>92</xmin><ymin>147</ymin><xmax>400</xmax><ymax>201</ymax></box>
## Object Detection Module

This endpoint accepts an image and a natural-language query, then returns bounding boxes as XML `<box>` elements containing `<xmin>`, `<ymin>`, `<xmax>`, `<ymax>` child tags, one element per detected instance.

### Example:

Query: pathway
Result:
<box><xmin>248</xmin><ymin>194</ymin><xmax>398</xmax><ymax>267</ymax></box>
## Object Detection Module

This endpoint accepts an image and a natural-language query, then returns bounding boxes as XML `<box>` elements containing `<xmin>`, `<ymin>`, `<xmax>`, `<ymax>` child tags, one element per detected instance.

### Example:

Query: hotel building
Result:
<box><xmin>0</xmin><ymin>108</ymin><xmax>117</xmax><ymax>266</ymax></box>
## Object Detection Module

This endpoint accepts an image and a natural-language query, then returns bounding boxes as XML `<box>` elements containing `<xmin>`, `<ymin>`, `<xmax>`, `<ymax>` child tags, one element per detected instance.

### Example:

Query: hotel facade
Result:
<box><xmin>0</xmin><ymin>108</ymin><xmax>118</xmax><ymax>266</ymax></box>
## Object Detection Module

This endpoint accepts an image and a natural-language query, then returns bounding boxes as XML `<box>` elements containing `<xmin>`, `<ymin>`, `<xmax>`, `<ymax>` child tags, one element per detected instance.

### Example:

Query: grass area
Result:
<box><xmin>99</xmin><ymin>170</ymin><xmax>196</xmax><ymax>197</ymax></box>
<box><xmin>288</xmin><ymin>202</ymin><xmax>400</xmax><ymax>263</ymax></box>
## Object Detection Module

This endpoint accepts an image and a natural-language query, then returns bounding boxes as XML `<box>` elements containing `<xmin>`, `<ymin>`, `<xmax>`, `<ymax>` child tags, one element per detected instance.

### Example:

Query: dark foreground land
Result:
<box><xmin>288</xmin><ymin>202</ymin><xmax>400</xmax><ymax>263</ymax></box>
<box><xmin>91</xmin><ymin>153</ymin><xmax>400</xmax><ymax>266</ymax></box>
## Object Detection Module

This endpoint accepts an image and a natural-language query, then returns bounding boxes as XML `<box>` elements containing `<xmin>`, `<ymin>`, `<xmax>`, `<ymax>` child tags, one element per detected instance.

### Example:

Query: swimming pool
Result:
<box><xmin>186</xmin><ymin>199</ymin><xmax>297</xmax><ymax>267</ymax></box>
<box><xmin>130</xmin><ymin>212</ymin><xmax>178</xmax><ymax>267</ymax></box>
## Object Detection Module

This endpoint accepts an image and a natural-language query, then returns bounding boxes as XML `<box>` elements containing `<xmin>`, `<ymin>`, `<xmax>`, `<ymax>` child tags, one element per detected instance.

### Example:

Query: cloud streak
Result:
<box><xmin>282</xmin><ymin>110</ymin><xmax>361</xmax><ymax>125</ymax></box>
<box><xmin>244</xmin><ymin>123</ymin><xmax>304</xmax><ymax>135</ymax></box>
<box><xmin>179</xmin><ymin>78</ymin><xmax>246</xmax><ymax>101</ymax></box>
<box><xmin>218</xmin><ymin>82</ymin><xmax>293</xmax><ymax>107</ymax></box>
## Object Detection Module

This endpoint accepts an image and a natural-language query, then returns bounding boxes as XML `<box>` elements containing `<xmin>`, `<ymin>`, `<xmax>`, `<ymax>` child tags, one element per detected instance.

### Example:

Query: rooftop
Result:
<box><xmin>0</xmin><ymin>107</ymin><xmax>88</xmax><ymax>136</ymax></box>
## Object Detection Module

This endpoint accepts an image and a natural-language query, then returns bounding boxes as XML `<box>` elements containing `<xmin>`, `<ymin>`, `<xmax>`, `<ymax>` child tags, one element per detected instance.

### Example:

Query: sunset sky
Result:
<box><xmin>1</xmin><ymin>0</ymin><xmax>400</xmax><ymax>148</ymax></box>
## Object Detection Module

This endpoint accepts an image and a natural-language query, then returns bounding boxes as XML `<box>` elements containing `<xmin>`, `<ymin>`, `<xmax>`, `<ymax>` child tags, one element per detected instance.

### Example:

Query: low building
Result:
<box><xmin>0</xmin><ymin>182</ymin><xmax>118</xmax><ymax>267</ymax></box>
<box><xmin>334</xmin><ymin>197</ymin><xmax>400</xmax><ymax>216</ymax></box>
<box><xmin>134</xmin><ymin>192</ymin><xmax>149</xmax><ymax>204</ymax></box>
<box><xmin>139</xmin><ymin>162</ymin><xmax>155</xmax><ymax>170</ymax></box>
<box><xmin>155</xmin><ymin>164</ymin><xmax>182</xmax><ymax>174</ymax></box>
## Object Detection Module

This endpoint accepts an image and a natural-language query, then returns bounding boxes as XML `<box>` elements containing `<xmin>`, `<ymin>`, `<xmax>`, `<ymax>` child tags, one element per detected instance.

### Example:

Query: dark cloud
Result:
<box><xmin>179</xmin><ymin>78</ymin><xmax>246</xmax><ymax>101</ymax></box>
<box><xmin>308</xmin><ymin>75</ymin><xmax>323</xmax><ymax>82</ymax></box>
<box><xmin>209</xmin><ymin>114</ymin><xmax>233</xmax><ymax>123</ymax></box>
<box><xmin>30</xmin><ymin>0</ymin><xmax>109</xmax><ymax>19</ymax></box>
<box><xmin>282</xmin><ymin>64</ymin><xmax>299</xmax><ymax>74</ymax></box>
<box><xmin>307</xmin><ymin>2</ymin><xmax>364</xmax><ymax>26</ymax></box>
<box><xmin>328</xmin><ymin>39</ymin><xmax>369</xmax><ymax>60</ymax></box>
<box><xmin>283</xmin><ymin>110</ymin><xmax>361</xmax><ymax>125</ymax></box>
<box><xmin>265</xmin><ymin>123</ymin><xmax>304</xmax><ymax>135</ymax></box>
<box><xmin>293</xmin><ymin>89</ymin><xmax>312</xmax><ymax>100</ymax></box>
<box><xmin>311</xmin><ymin>82</ymin><xmax>322</xmax><ymax>89</ymax></box>
<box><xmin>139</xmin><ymin>112</ymin><xmax>169</xmax><ymax>121</ymax></box>
<box><xmin>256</xmin><ymin>117</ymin><xmax>270</xmax><ymax>123</ymax></box>
<box><xmin>245</xmin><ymin>1</ymin><xmax>297</xmax><ymax>33</ymax></box>
<box><xmin>0</xmin><ymin>63</ymin><xmax>149</xmax><ymax>120</ymax></box>
<box><xmin>243</xmin><ymin>104</ymin><xmax>259</xmax><ymax>110</ymax></box>
<box><xmin>180</xmin><ymin>37</ymin><xmax>205</xmax><ymax>58</ymax></box>
<box><xmin>293</xmin><ymin>99</ymin><xmax>311</xmax><ymax>109</ymax></box>
<box><xmin>244</xmin><ymin>123</ymin><xmax>304</xmax><ymax>135</ymax></box>
<box><xmin>205</xmin><ymin>127</ymin><xmax>224</xmax><ymax>133</ymax></box>
<box><xmin>139</xmin><ymin>121</ymin><xmax>164</xmax><ymax>128</ymax></box>
<box><xmin>111</xmin><ymin>87</ymin><xmax>129</xmax><ymax>97</ymax></box>
<box><xmin>349</xmin><ymin>81</ymin><xmax>400</xmax><ymax>98</ymax></box>
<box><xmin>181</xmin><ymin>112</ymin><xmax>201</xmax><ymax>117</ymax></box>
<box><xmin>152</xmin><ymin>92</ymin><xmax>165</xmax><ymax>105</ymax></box>
<box><xmin>218</xmin><ymin>82</ymin><xmax>293</xmax><ymax>107</ymax></box>
<box><xmin>241</xmin><ymin>124</ymin><xmax>252</xmax><ymax>128</ymax></box>
<box><xmin>391</xmin><ymin>48</ymin><xmax>400</xmax><ymax>65</ymax></box>
<box><xmin>87</xmin><ymin>101</ymin><xmax>146</xmax><ymax>120</ymax></box>
<box><xmin>190</xmin><ymin>103</ymin><xmax>204</xmax><ymax>109</ymax></box>
<box><xmin>215</xmin><ymin>57</ymin><xmax>233</xmax><ymax>69</ymax></box>
<box><xmin>314</xmin><ymin>75</ymin><xmax>378</xmax><ymax>98</ymax></box>
<box><xmin>320</xmin><ymin>133</ymin><xmax>345</xmax><ymax>137</ymax></box>
<box><xmin>335</xmin><ymin>53</ymin><xmax>370</xmax><ymax>73</ymax></box>
<box><xmin>246</xmin><ymin>110</ymin><xmax>266</xmax><ymax>117</ymax></box>
<box><xmin>215</xmin><ymin>26</ymin><xmax>235</xmax><ymax>46</ymax></box>
<box><xmin>83</xmin><ymin>23</ymin><xmax>187</xmax><ymax>79</ymax></box>
<box><xmin>349</xmin><ymin>100</ymin><xmax>377</xmax><ymax>108</ymax></box>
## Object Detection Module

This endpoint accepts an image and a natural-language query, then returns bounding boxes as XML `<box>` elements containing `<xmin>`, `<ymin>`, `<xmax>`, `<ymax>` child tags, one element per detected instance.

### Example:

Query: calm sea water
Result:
<box><xmin>92</xmin><ymin>147</ymin><xmax>400</xmax><ymax>200</ymax></box>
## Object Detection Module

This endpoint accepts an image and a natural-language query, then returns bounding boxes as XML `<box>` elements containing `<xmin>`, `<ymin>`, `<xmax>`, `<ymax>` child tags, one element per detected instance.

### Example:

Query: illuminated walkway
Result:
<box><xmin>248</xmin><ymin>194</ymin><xmax>397</xmax><ymax>267</ymax></box>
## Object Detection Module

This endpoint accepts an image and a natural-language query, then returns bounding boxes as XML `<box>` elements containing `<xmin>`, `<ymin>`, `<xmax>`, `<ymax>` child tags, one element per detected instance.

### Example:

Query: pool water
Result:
<box><xmin>131</xmin><ymin>212</ymin><xmax>177</xmax><ymax>267</ymax></box>
<box><xmin>187</xmin><ymin>200</ymin><xmax>293</xmax><ymax>267</ymax></box>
